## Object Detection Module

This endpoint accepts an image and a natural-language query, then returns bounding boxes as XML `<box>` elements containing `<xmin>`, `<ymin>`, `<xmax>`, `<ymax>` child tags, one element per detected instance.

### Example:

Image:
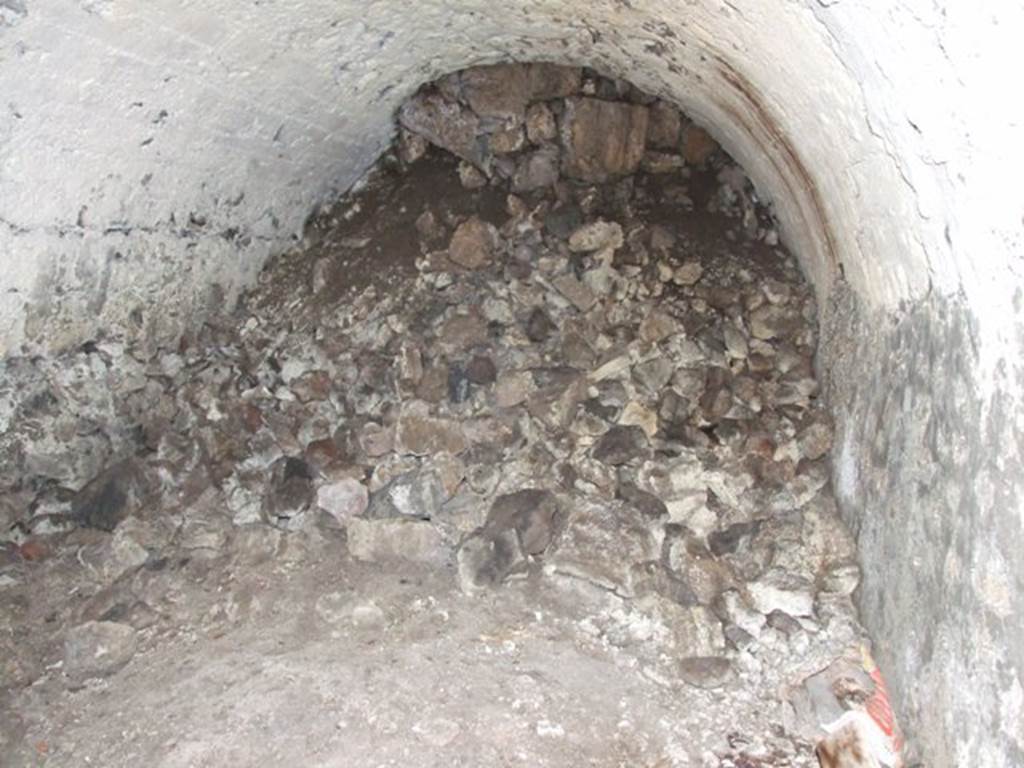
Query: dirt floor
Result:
<box><xmin>1</xmin><ymin>65</ymin><xmax>896</xmax><ymax>768</ymax></box>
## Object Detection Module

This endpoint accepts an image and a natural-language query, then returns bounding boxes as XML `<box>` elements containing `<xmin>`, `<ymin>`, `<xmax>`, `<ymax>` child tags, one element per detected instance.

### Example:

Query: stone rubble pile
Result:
<box><xmin>0</xmin><ymin>64</ymin><xmax>884</xmax><ymax>766</ymax></box>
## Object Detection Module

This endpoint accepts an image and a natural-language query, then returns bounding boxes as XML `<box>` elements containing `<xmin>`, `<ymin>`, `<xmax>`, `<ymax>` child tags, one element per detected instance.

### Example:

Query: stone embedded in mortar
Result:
<box><xmin>525</xmin><ymin>102</ymin><xmax>558</xmax><ymax>144</ymax></box>
<box><xmin>646</xmin><ymin>101</ymin><xmax>683</xmax><ymax>150</ymax></box>
<box><xmin>512</xmin><ymin>146</ymin><xmax>560</xmax><ymax>192</ymax></box>
<box><xmin>395</xmin><ymin>403</ymin><xmax>468</xmax><ymax>456</ymax></box>
<box><xmin>366</xmin><ymin>469</ymin><xmax>445</xmax><ymax>520</ymax></box>
<box><xmin>316</xmin><ymin>477</ymin><xmax>369</xmax><ymax>524</ymax></box>
<box><xmin>495</xmin><ymin>371</ymin><xmax>535</xmax><ymax>408</ymax></box>
<box><xmin>399</xmin><ymin>91</ymin><xmax>484</xmax><ymax>167</ymax></box>
<box><xmin>561</xmin><ymin>97</ymin><xmax>649</xmax><ymax>182</ymax></box>
<box><xmin>681</xmin><ymin>124</ymin><xmax>719</xmax><ymax>165</ymax></box>
<box><xmin>592</xmin><ymin>425</ymin><xmax>649</xmax><ymax>466</ymax></box>
<box><xmin>547</xmin><ymin>500</ymin><xmax>659</xmax><ymax>597</ymax></box>
<box><xmin>460</xmin><ymin>64</ymin><xmax>532</xmax><ymax>122</ymax></box>
<box><xmin>489</xmin><ymin>124</ymin><xmax>526</xmax><ymax>154</ymax></box>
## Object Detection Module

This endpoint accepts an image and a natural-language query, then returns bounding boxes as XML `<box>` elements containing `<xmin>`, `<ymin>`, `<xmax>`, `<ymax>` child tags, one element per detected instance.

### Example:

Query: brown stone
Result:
<box><xmin>448</xmin><ymin>216</ymin><xmax>499</xmax><ymax>270</ymax></box>
<box><xmin>489</xmin><ymin>125</ymin><xmax>525</xmax><ymax>154</ymax></box>
<box><xmin>439</xmin><ymin>310</ymin><xmax>489</xmax><ymax>351</ymax></box>
<box><xmin>395</xmin><ymin>405</ymin><xmax>468</xmax><ymax>456</ymax></box>
<box><xmin>646</xmin><ymin>101</ymin><xmax>682</xmax><ymax>149</ymax></box>
<box><xmin>527</xmin><ymin>63</ymin><xmax>582</xmax><ymax>100</ymax></box>
<box><xmin>461</xmin><ymin>64</ymin><xmax>531</xmax><ymax>121</ymax></box>
<box><xmin>291</xmin><ymin>369</ymin><xmax>331</xmax><ymax>403</ymax></box>
<box><xmin>561</xmin><ymin>97</ymin><xmax>649</xmax><ymax>182</ymax></box>
<box><xmin>681</xmin><ymin>125</ymin><xmax>719</xmax><ymax>166</ymax></box>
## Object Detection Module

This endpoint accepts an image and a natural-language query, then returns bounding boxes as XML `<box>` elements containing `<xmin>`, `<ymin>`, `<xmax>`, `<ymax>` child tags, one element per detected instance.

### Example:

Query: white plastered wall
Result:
<box><xmin>1</xmin><ymin>1</ymin><xmax>1022</xmax><ymax>765</ymax></box>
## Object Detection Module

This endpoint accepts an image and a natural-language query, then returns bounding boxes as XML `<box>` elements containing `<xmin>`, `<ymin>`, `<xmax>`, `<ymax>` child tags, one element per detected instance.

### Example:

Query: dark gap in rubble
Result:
<box><xmin>0</xmin><ymin>64</ymin><xmax>900</xmax><ymax>768</ymax></box>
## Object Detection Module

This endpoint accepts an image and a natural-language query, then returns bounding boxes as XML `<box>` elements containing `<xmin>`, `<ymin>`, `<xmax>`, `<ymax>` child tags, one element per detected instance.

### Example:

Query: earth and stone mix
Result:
<box><xmin>0</xmin><ymin>64</ymin><xmax>888</xmax><ymax>767</ymax></box>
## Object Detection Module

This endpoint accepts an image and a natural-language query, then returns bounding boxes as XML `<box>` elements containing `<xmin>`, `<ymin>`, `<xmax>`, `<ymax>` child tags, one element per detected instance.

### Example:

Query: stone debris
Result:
<box><xmin>448</xmin><ymin>216</ymin><xmax>499</xmax><ymax>269</ymax></box>
<box><xmin>347</xmin><ymin>518</ymin><xmax>448</xmax><ymax>564</ymax></box>
<box><xmin>63</xmin><ymin>621</ymin><xmax>138</xmax><ymax>685</ymax></box>
<box><xmin>0</xmin><ymin>63</ymin><xmax>877</xmax><ymax>768</ymax></box>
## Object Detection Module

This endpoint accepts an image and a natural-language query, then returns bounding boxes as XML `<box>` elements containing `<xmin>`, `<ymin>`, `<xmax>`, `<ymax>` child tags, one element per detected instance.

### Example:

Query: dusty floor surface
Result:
<box><xmin>1</xmin><ymin>65</ymin><xmax>895</xmax><ymax>767</ymax></box>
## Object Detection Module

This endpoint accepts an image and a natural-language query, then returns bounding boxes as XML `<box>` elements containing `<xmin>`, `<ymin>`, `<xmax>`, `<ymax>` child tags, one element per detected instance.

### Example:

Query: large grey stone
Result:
<box><xmin>63</xmin><ymin>621</ymin><xmax>138</xmax><ymax>683</ymax></box>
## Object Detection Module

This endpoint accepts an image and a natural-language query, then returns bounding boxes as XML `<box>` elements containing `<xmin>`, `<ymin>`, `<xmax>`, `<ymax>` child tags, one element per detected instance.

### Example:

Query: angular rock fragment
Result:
<box><xmin>561</xmin><ymin>97</ymin><xmax>649</xmax><ymax>181</ymax></box>
<box><xmin>448</xmin><ymin>216</ymin><xmax>499</xmax><ymax>270</ymax></box>
<box><xmin>616</xmin><ymin>480</ymin><xmax>668</xmax><ymax>519</ymax></box>
<box><xmin>681</xmin><ymin>124</ymin><xmax>719</xmax><ymax>165</ymax></box>
<box><xmin>346</xmin><ymin>518</ymin><xmax>447</xmax><ymax>564</ymax></box>
<box><xmin>485</xmin><ymin>489</ymin><xmax>561</xmax><ymax>556</ymax></box>
<box><xmin>63</xmin><ymin>621</ymin><xmax>138</xmax><ymax>684</ymax></box>
<box><xmin>525</xmin><ymin>102</ymin><xmax>557</xmax><ymax>143</ymax></box>
<box><xmin>646</xmin><ymin>101</ymin><xmax>683</xmax><ymax>149</ymax></box>
<box><xmin>399</xmin><ymin>92</ymin><xmax>484</xmax><ymax>166</ymax></box>
<box><xmin>552</xmin><ymin>274</ymin><xmax>597</xmax><ymax>312</ymax></box>
<box><xmin>747</xmin><ymin>568</ymin><xmax>816</xmax><ymax>617</ymax></box>
<box><xmin>592</xmin><ymin>425</ymin><xmax>649</xmax><ymax>466</ymax></box>
<box><xmin>639</xmin><ymin>310</ymin><xmax>677</xmax><ymax>344</ymax></box>
<box><xmin>568</xmin><ymin>220</ymin><xmax>624</xmax><ymax>253</ymax></box>
<box><xmin>495</xmin><ymin>371</ymin><xmax>534</xmax><ymax>408</ymax></box>
<box><xmin>460</xmin><ymin>63</ymin><xmax>531</xmax><ymax>121</ymax></box>
<box><xmin>316</xmin><ymin>477</ymin><xmax>369</xmax><ymax>524</ymax></box>
<box><xmin>547</xmin><ymin>500</ymin><xmax>659</xmax><ymax>597</ymax></box>
<box><xmin>71</xmin><ymin>460</ymin><xmax>149</xmax><ymax>532</ymax></box>
<box><xmin>525</xmin><ymin>308</ymin><xmax>557</xmax><ymax>343</ymax></box>
<box><xmin>366</xmin><ymin>469</ymin><xmax>445</xmax><ymax>520</ymax></box>
<box><xmin>395</xmin><ymin>404</ymin><xmax>468</xmax><ymax>456</ymax></box>
<box><xmin>489</xmin><ymin>125</ymin><xmax>525</xmax><ymax>154</ymax></box>
<box><xmin>438</xmin><ymin>311</ymin><xmax>489</xmax><ymax>351</ymax></box>
<box><xmin>457</xmin><ymin>489</ymin><xmax>561</xmax><ymax>592</ymax></box>
<box><xmin>512</xmin><ymin>146</ymin><xmax>560</xmax><ymax>192</ymax></box>
<box><xmin>465</xmin><ymin>354</ymin><xmax>497</xmax><ymax>385</ymax></box>
<box><xmin>526</xmin><ymin>63</ymin><xmax>582</xmax><ymax>100</ymax></box>
<box><xmin>677</xmin><ymin>656</ymin><xmax>733</xmax><ymax>689</ymax></box>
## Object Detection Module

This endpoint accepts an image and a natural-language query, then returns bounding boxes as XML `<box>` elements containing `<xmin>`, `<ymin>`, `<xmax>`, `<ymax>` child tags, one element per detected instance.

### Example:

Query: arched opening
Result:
<box><xmin>0</xmin><ymin>4</ymin><xmax>1021</xmax><ymax>767</ymax></box>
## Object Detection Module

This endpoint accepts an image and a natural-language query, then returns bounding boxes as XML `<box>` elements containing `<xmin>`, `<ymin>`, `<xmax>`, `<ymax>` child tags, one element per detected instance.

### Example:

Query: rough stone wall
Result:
<box><xmin>1</xmin><ymin>1</ymin><xmax>1022</xmax><ymax>765</ymax></box>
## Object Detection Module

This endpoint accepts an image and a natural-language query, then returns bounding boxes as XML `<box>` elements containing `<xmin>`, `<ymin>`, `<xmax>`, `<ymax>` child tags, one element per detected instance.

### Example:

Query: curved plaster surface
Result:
<box><xmin>1</xmin><ymin>2</ymin><xmax>1022</xmax><ymax>766</ymax></box>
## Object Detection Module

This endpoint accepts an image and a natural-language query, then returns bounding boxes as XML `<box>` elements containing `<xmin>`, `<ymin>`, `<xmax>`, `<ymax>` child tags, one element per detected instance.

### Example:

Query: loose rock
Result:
<box><xmin>64</xmin><ymin>621</ymin><xmax>138</xmax><ymax>684</ymax></box>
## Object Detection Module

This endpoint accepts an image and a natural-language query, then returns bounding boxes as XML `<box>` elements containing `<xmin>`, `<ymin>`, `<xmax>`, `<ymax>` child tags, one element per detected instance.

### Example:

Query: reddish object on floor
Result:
<box><xmin>18</xmin><ymin>539</ymin><xmax>48</xmax><ymax>561</ymax></box>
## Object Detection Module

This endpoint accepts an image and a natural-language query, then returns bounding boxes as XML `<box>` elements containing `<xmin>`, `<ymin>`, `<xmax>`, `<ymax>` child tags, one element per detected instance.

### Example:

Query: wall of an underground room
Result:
<box><xmin>1</xmin><ymin>2</ymin><xmax>1022</xmax><ymax>766</ymax></box>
